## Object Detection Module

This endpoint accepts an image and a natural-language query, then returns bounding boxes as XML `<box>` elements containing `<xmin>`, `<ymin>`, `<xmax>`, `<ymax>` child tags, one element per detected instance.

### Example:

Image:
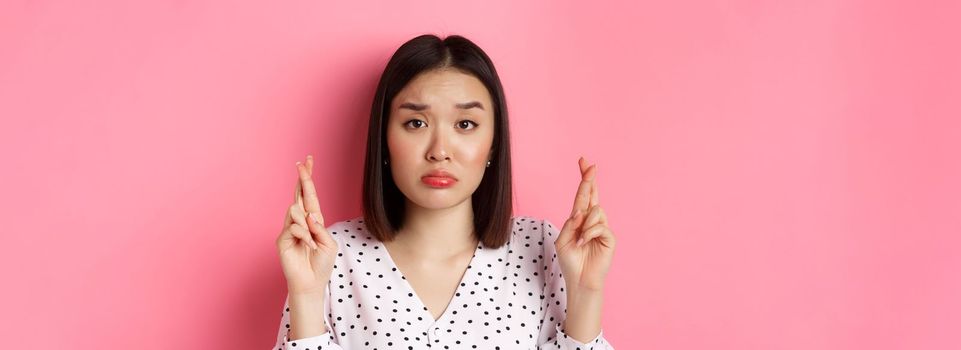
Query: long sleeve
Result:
<box><xmin>537</xmin><ymin>219</ymin><xmax>615</xmax><ymax>350</ymax></box>
<box><xmin>270</xmin><ymin>292</ymin><xmax>344</xmax><ymax>350</ymax></box>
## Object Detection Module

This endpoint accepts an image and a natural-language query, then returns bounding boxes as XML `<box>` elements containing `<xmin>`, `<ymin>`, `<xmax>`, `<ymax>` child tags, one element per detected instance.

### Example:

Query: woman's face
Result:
<box><xmin>386</xmin><ymin>68</ymin><xmax>495</xmax><ymax>211</ymax></box>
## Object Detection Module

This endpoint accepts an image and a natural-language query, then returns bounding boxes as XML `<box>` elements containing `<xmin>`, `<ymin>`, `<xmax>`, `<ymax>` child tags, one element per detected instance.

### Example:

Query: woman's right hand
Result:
<box><xmin>276</xmin><ymin>155</ymin><xmax>338</xmax><ymax>296</ymax></box>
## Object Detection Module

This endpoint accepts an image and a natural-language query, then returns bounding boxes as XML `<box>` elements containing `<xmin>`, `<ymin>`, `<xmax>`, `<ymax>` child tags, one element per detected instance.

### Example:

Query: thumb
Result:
<box><xmin>556</xmin><ymin>209</ymin><xmax>585</xmax><ymax>248</ymax></box>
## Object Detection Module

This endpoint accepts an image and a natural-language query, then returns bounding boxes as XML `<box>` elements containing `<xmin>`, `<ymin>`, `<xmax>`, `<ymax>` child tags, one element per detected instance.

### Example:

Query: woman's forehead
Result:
<box><xmin>393</xmin><ymin>70</ymin><xmax>491</xmax><ymax>108</ymax></box>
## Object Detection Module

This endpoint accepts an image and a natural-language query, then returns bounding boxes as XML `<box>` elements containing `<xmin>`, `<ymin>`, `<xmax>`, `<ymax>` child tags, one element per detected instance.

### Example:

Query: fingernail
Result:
<box><xmin>576</xmin><ymin>238</ymin><xmax>585</xmax><ymax>247</ymax></box>
<box><xmin>309</xmin><ymin>212</ymin><xmax>319</xmax><ymax>224</ymax></box>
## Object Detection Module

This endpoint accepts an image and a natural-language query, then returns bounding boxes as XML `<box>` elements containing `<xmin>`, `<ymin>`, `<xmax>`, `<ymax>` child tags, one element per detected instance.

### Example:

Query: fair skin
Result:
<box><xmin>381</xmin><ymin>68</ymin><xmax>494</xmax><ymax>320</ymax></box>
<box><xmin>276</xmin><ymin>69</ymin><xmax>616</xmax><ymax>344</ymax></box>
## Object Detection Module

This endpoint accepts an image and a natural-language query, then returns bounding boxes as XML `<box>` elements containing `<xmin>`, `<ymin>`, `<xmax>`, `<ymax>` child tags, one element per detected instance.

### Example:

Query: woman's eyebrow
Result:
<box><xmin>398</xmin><ymin>102</ymin><xmax>428</xmax><ymax>111</ymax></box>
<box><xmin>455</xmin><ymin>101</ymin><xmax>485</xmax><ymax>110</ymax></box>
<box><xmin>398</xmin><ymin>101</ymin><xmax>485</xmax><ymax>111</ymax></box>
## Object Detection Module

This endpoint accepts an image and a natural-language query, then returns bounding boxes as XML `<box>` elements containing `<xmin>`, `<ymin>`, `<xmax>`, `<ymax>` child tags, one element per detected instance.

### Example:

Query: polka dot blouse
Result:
<box><xmin>271</xmin><ymin>215</ymin><xmax>614</xmax><ymax>349</ymax></box>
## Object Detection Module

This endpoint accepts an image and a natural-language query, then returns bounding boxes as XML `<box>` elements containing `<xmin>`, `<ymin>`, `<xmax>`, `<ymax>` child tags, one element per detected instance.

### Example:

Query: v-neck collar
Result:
<box><xmin>377</xmin><ymin>238</ymin><xmax>487</xmax><ymax>327</ymax></box>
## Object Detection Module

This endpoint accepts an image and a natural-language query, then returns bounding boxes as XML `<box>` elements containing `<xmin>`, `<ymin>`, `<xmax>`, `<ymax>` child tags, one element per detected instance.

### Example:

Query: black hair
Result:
<box><xmin>362</xmin><ymin>34</ymin><xmax>513</xmax><ymax>248</ymax></box>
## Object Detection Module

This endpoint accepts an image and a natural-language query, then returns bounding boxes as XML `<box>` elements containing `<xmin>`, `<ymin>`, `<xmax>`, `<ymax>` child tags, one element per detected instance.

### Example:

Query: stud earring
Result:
<box><xmin>486</xmin><ymin>160</ymin><xmax>491</xmax><ymax>167</ymax></box>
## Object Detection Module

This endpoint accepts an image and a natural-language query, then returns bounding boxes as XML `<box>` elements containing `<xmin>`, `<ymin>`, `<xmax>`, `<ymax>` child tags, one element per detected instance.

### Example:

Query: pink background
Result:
<box><xmin>1</xmin><ymin>0</ymin><xmax>959</xmax><ymax>349</ymax></box>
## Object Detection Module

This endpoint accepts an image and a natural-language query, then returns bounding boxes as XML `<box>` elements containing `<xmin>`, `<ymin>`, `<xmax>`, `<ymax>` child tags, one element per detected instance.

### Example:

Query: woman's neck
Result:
<box><xmin>393</xmin><ymin>198</ymin><xmax>478</xmax><ymax>261</ymax></box>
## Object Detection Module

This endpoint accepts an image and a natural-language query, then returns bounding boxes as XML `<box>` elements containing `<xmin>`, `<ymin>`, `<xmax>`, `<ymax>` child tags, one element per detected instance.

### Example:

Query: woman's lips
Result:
<box><xmin>421</xmin><ymin>176</ymin><xmax>457</xmax><ymax>188</ymax></box>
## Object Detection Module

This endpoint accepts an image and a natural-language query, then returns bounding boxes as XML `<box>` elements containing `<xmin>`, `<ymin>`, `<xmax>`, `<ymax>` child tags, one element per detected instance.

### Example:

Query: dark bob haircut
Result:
<box><xmin>362</xmin><ymin>34</ymin><xmax>513</xmax><ymax>248</ymax></box>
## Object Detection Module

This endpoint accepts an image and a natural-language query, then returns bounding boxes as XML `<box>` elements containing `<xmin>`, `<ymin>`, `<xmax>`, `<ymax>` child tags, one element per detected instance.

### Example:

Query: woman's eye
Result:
<box><xmin>457</xmin><ymin>120</ymin><xmax>478</xmax><ymax>130</ymax></box>
<box><xmin>405</xmin><ymin>120</ymin><xmax>426</xmax><ymax>128</ymax></box>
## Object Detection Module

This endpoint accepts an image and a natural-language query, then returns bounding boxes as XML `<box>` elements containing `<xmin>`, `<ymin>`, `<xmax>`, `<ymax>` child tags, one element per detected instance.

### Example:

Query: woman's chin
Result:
<box><xmin>409</xmin><ymin>194</ymin><xmax>470</xmax><ymax>210</ymax></box>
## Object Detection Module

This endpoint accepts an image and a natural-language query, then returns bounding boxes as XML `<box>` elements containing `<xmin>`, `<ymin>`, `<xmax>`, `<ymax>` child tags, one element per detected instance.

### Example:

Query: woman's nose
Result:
<box><xmin>426</xmin><ymin>131</ymin><xmax>451</xmax><ymax>161</ymax></box>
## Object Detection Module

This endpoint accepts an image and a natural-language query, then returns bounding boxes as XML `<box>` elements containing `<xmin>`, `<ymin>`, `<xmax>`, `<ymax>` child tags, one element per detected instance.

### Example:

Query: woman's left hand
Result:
<box><xmin>556</xmin><ymin>157</ymin><xmax>616</xmax><ymax>293</ymax></box>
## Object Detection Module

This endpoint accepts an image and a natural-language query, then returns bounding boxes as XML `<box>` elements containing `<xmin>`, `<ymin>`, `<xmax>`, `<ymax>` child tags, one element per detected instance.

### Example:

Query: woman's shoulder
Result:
<box><xmin>323</xmin><ymin>216</ymin><xmax>370</xmax><ymax>238</ymax></box>
<box><xmin>512</xmin><ymin>214</ymin><xmax>561</xmax><ymax>231</ymax></box>
<box><xmin>509</xmin><ymin>214</ymin><xmax>564</xmax><ymax>246</ymax></box>
<box><xmin>324</xmin><ymin>216</ymin><xmax>365</xmax><ymax>229</ymax></box>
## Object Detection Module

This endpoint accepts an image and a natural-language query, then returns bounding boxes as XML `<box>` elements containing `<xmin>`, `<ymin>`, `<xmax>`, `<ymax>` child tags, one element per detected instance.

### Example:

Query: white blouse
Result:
<box><xmin>271</xmin><ymin>215</ymin><xmax>615</xmax><ymax>350</ymax></box>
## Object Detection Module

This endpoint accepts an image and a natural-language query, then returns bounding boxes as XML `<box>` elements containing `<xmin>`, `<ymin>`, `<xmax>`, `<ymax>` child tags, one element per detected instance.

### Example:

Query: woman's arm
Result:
<box><xmin>541</xmin><ymin>157</ymin><xmax>617</xmax><ymax>348</ymax></box>
<box><xmin>271</xmin><ymin>293</ymin><xmax>343</xmax><ymax>350</ymax></box>
<box><xmin>537</xmin><ymin>219</ymin><xmax>615</xmax><ymax>350</ymax></box>
<box><xmin>562</xmin><ymin>288</ymin><xmax>605</xmax><ymax>343</ymax></box>
<box><xmin>288</xmin><ymin>292</ymin><xmax>329</xmax><ymax>341</ymax></box>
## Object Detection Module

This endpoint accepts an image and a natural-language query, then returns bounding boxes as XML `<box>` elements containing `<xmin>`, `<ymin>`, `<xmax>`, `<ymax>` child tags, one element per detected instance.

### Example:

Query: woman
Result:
<box><xmin>272</xmin><ymin>34</ymin><xmax>616</xmax><ymax>349</ymax></box>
